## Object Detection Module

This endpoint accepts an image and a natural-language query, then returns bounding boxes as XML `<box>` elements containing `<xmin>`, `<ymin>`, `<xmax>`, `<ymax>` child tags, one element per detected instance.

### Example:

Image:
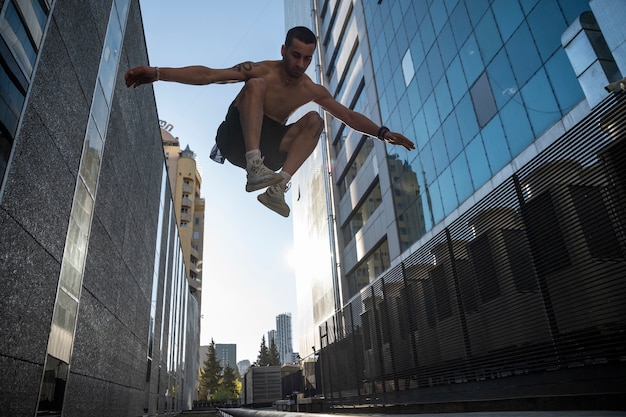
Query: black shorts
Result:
<box><xmin>215</xmin><ymin>102</ymin><xmax>292</xmax><ymax>171</ymax></box>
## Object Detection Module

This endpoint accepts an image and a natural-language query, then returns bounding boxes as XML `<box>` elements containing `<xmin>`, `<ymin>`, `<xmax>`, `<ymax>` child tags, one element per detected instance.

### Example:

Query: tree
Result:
<box><xmin>269</xmin><ymin>338</ymin><xmax>281</xmax><ymax>366</ymax></box>
<box><xmin>198</xmin><ymin>339</ymin><xmax>222</xmax><ymax>400</ymax></box>
<box><xmin>218</xmin><ymin>365</ymin><xmax>239</xmax><ymax>399</ymax></box>
<box><xmin>255</xmin><ymin>335</ymin><xmax>271</xmax><ymax>366</ymax></box>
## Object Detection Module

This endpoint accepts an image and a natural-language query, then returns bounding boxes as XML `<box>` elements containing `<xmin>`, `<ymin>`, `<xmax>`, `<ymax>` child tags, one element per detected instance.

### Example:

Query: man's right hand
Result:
<box><xmin>125</xmin><ymin>66</ymin><xmax>158</xmax><ymax>88</ymax></box>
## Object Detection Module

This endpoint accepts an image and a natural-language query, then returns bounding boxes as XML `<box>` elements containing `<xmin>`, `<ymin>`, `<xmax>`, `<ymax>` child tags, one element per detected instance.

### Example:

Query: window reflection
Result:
<box><xmin>338</xmin><ymin>135</ymin><xmax>374</xmax><ymax>198</ymax></box>
<box><xmin>0</xmin><ymin>1</ymin><xmax>36</xmax><ymax>77</ymax></box>
<box><xmin>341</xmin><ymin>179</ymin><xmax>382</xmax><ymax>244</ymax></box>
<box><xmin>344</xmin><ymin>239</ymin><xmax>390</xmax><ymax>298</ymax></box>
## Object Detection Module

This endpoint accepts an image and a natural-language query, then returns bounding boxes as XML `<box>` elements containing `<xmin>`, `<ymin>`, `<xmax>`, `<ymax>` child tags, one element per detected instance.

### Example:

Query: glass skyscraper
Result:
<box><xmin>286</xmin><ymin>0</ymin><xmax>626</xmax><ymax>409</ymax></box>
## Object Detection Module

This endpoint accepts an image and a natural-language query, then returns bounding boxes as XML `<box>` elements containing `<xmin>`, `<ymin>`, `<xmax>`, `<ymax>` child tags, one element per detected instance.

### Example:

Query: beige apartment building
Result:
<box><xmin>162</xmin><ymin>126</ymin><xmax>205</xmax><ymax>303</ymax></box>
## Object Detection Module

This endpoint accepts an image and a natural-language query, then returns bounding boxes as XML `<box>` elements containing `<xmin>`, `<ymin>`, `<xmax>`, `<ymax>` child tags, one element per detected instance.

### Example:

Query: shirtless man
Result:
<box><xmin>125</xmin><ymin>26</ymin><xmax>414</xmax><ymax>217</ymax></box>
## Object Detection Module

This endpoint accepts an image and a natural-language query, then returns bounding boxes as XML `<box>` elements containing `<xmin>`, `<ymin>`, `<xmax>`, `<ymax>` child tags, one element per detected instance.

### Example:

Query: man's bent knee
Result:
<box><xmin>241</xmin><ymin>78</ymin><xmax>266</xmax><ymax>96</ymax></box>
<box><xmin>303</xmin><ymin>111</ymin><xmax>324</xmax><ymax>134</ymax></box>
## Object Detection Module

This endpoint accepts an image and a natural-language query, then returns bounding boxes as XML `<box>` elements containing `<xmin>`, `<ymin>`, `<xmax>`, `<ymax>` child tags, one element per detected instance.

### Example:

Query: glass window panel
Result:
<box><xmin>491</xmin><ymin>0</ymin><xmax>524</xmax><ymax>42</ymax></box>
<box><xmin>409</xmin><ymin>30</ymin><xmax>425</xmax><ymax>70</ymax></box>
<box><xmin>402</xmin><ymin>6</ymin><xmax>418</xmax><ymax>43</ymax></box>
<box><xmin>450</xmin><ymin>1</ymin><xmax>472</xmax><ymax>49</ymax></box>
<box><xmin>429</xmin><ymin>179</ymin><xmax>445</xmax><ymax>223</ymax></box>
<box><xmin>429</xmin><ymin>0</ymin><xmax>447</xmax><ymax>35</ymax></box>
<box><xmin>437</xmin><ymin>22</ymin><xmax>456</xmax><ymax>69</ymax></box>
<box><xmin>465</xmin><ymin>0</ymin><xmax>490</xmax><ymax>26</ymax></box>
<box><xmin>343</xmin><ymin>180</ymin><xmax>383</xmax><ymax>243</ymax></box>
<box><xmin>420</xmin><ymin>191</ymin><xmax>434</xmax><ymax>231</ymax></box>
<box><xmin>407</xmin><ymin>77</ymin><xmax>421</xmax><ymax>118</ymax></box>
<box><xmin>426</xmin><ymin>42</ymin><xmax>444</xmax><ymax>86</ymax></box>
<box><xmin>450</xmin><ymin>152</ymin><xmax>474</xmax><ymax>203</ymax></box>
<box><xmin>413</xmin><ymin>109</ymin><xmax>429</xmax><ymax>150</ymax></box>
<box><xmin>0</xmin><ymin>129</ymin><xmax>13</xmax><ymax>183</ymax></box>
<box><xmin>59</xmin><ymin>258</ymin><xmax>82</xmax><ymax>300</ymax></box>
<box><xmin>475</xmin><ymin>8</ymin><xmax>502</xmax><ymax>65</ymax></box>
<box><xmin>49</xmin><ymin>289</ymin><xmax>78</xmax><ymax>363</ymax></box>
<box><xmin>464</xmin><ymin>133</ymin><xmax>491</xmax><ymax>189</ymax></box>
<box><xmin>114</xmin><ymin>0</ymin><xmax>131</xmax><ymax>25</ymax></box>
<box><xmin>470</xmin><ymin>71</ymin><xmax>497</xmax><ymax>128</ymax></box>
<box><xmin>79</xmin><ymin>117</ymin><xmax>104</xmax><ymax>195</ymax></box>
<box><xmin>37</xmin><ymin>356</ymin><xmax>68</xmax><ymax>414</ymax></box>
<box><xmin>506</xmin><ymin>21</ymin><xmax>541</xmax><ymax>86</ymax></box>
<box><xmin>1</xmin><ymin>1</ymin><xmax>37</xmax><ymax>77</ymax></box>
<box><xmin>0</xmin><ymin>62</ymin><xmax>25</xmax><ymax>134</ymax></box>
<box><xmin>439</xmin><ymin>166</ymin><xmax>458</xmax><ymax>215</ymax></box>
<box><xmin>419</xmin><ymin>143</ymin><xmax>436</xmax><ymax>185</ymax></box>
<box><xmin>402</xmin><ymin>48</ymin><xmax>415</xmax><ymax>87</ymax></box>
<box><xmin>456</xmin><ymin>93</ymin><xmax>479</xmax><ymax>145</ymax></box>
<box><xmin>544</xmin><ymin>48</ymin><xmax>584</xmax><ymax>113</ymax></box>
<box><xmin>519</xmin><ymin>0</ymin><xmax>540</xmax><ymax>15</ymax></box>
<box><xmin>423</xmin><ymin>93</ymin><xmax>440</xmax><ymax>136</ymax></box>
<box><xmin>558</xmin><ymin>0</ymin><xmax>592</xmax><ymax>25</ymax></box>
<box><xmin>390</xmin><ymin>65</ymin><xmax>404</xmax><ymax>106</ymax></box>
<box><xmin>416</xmin><ymin>62</ymin><xmax>432</xmax><ymax>103</ymax></box>
<box><xmin>431</xmin><ymin>128</ymin><xmax>449</xmax><ymax>176</ymax></box>
<box><xmin>91</xmin><ymin>82</ymin><xmax>109</xmax><ymax>137</ymax></box>
<box><xmin>528</xmin><ymin>0</ymin><xmax>566</xmax><ymax>61</ymax></box>
<box><xmin>390</xmin><ymin>0</ymin><xmax>403</xmax><ymax>28</ymax></box>
<box><xmin>99</xmin><ymin>10</ymin><xmax>122</xmax><ymax>104</ymax></box>
<box><xmin>487</xmin><ymin>47</ymin><xmax>518</xmax><ymax>109</ymax></box>
<box><xmin>434</xmin><ymin>76</ymin><xmax>453</xmax><ymax>121</ymax></box>
<box><xmin>339</xmin><ymin>136</ymin><xmax>373</xmax><ymax>196</ymax></box>
<box><xmin>520</xmin><ymin>68</ymin><xmax>560</xmax><ymax>137</ymax></box>
<box><xmin>15</xmin><ymin>0</ymin><xmax>48</xmax><ymax>46</ymax></box>
<box><xmin>459</xmin><ymin>33</ymin><xmax>483</xmax><ymax>86</ymax></box>
<box><xmin>442</xmin><ymin>112</ymin><xmax>463</xmax><ymax>160</ymax></box>
<box><xmin>446</xmin><ymin>55</ymin><xmax>467</xmax><ymax>105</ymax></box>
<box><xmin>419</xmin><ymin>12</ymin><xmax>435</xmax><ymax>52</ymax></box>
<box><xmin>500</xmin><ymin>93</ymin><xmax>534</xmax><ymax>157</ymax></box>
<box><xmin>482</xmin><ymin>115</ymin><xmax>511</xmax><ymax>174</ymax></box>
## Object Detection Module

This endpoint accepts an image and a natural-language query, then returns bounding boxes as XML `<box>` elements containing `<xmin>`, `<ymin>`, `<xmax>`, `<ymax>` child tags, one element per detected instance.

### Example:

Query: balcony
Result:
<box><xmin>182</xmin><ymin>183</ymin><xmax>193</xmax><ymax>194</ymax></box>
<box><xmin>181</xmin><ymin>198</ymin><xmax>192</xmax><ymax>208</ymax></box>
<box><xmin>180</xmin><ymin>212</ymin><xmax>191</xmax><ymax>223</ymax></box>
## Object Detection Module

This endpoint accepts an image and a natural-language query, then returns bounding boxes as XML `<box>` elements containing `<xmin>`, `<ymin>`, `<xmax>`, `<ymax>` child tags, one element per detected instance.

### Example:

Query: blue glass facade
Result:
<box><xmin>288</xmin><ymin>0</ymin><xmax>626</xmax><ymax>410</ymax></box>
<box><xmin>364</xmin><ymin>0</ymin><xmax>589</xmax><ymax>237</ymax></box>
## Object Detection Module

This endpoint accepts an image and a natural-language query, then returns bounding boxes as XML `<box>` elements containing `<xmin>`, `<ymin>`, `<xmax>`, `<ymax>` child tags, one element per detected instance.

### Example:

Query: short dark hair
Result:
<box><xmin>285</xmin><ymin>26</ymin><xmax>317</xmax><ymax>48</ymax></box>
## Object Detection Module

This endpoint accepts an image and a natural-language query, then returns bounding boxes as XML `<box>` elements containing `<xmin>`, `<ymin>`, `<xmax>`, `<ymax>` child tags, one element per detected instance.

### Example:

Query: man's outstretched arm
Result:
<box><xmin>124</xmin><ymin>62</ymin><xmax>264</xmax><ymax>88</ymax></box>
<box><xmin>315</xmin><ymin>88</ymin><xmax>415</xmax><ymax>151</ymax></box>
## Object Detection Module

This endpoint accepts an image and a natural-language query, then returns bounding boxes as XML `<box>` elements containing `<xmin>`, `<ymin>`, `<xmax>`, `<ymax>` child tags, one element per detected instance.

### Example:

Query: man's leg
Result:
<box><xmin>279</xmin><ymin>111</ymin><xmax>325</xmax><ymax>176</ymax></box>
<box><xmin>236</xmin><ymin>78</ymin><xmax>282</xmax><ymax>192</ymax></box>
<box><xmin>258</xmin><ymin>111</ymin><xmax>324</xmax><ymax>217</ymax></box>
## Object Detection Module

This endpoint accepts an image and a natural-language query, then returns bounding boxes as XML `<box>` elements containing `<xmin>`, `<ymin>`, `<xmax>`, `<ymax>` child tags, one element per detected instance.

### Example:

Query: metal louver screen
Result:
<box><xmin>317</xmin><ymin>93</ymin><xmax>626</xmax><ymax>407</ymax></box>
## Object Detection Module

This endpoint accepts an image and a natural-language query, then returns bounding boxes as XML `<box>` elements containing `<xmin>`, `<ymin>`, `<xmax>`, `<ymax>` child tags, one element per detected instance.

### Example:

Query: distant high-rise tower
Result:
<box><xmin>215</xmin><ymin>344</ymin><xmax>237</xmax><ymax>370</ymax></box>
<box><xmin>162</xmin><ymin>127</ymin><xmax>205</xmax><ymax>304</ymax></box>
<box><xmin>267</xmin><ymin>329</ymin><xmax>277</xmax><ymax>349</ymax></box>
<box><xmin>275</xmin><ymin>313</ymin><xmax>293</xmax><ymax>364</ymax></box>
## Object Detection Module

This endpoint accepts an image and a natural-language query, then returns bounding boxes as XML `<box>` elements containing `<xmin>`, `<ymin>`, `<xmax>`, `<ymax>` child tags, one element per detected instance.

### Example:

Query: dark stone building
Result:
<box><xmin>0</xmin><ymin>0</ymin><xmax>199</xmax><ymax>415</ymax></box>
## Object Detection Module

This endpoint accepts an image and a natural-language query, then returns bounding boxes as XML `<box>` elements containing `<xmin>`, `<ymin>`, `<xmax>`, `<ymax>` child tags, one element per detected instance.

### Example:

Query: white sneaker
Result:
<box><xmin>257</xmin><ymin>182</ymin><xmax>290</xmax><ymax>217</ymax></box>
<box><xmin>245</xmin><ymin>157</ymin><xmax>282</xmax><ymax>192</ymax></box>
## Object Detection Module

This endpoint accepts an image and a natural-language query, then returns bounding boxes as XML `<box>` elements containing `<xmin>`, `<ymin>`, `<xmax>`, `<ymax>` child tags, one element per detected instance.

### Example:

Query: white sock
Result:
<box><xmin>245</xmin><ymin>149</ymin><xmax>262</xmax><ymax>167</ymax></box>
<box><xmin>279</xmin><ymin>171</ymin><xmax>292</xmax><ymax>185</ymax></box>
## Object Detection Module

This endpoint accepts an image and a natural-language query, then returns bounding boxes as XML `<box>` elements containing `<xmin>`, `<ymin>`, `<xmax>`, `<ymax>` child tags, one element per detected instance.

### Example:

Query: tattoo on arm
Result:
<box><xmin>233</xmin><ymin>61</ymin><xmax>254</xmax><ymax>72</ymax></box>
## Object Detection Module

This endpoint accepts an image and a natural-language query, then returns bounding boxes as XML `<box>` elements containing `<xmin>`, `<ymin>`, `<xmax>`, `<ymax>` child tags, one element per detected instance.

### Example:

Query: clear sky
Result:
<box><xmin>138</xmin><ymin>0</ymin><xmax>298</xmax><ymax>363</ymax></box>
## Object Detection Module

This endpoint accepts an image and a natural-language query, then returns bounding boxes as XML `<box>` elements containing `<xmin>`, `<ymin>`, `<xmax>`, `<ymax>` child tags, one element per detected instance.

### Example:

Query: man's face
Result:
<box><xmin>281</xmin><ymin>38</ymin><xmax>316</xmax><ymax>78</ymax></box>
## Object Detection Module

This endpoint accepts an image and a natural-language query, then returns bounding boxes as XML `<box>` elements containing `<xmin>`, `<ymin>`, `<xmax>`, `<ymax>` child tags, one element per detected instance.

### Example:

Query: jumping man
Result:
<box><xmin>125</xmin><ymin>26</ymin><xmax>415</xmax><ymax>217</ymax></box>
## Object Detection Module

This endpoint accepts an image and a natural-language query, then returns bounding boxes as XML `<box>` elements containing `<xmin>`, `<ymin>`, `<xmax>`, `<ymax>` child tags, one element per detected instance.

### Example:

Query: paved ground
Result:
<box><xmin>192</xmin><ymin>410</ymin><xmax>626</xmax><ymax>417</ymax></box>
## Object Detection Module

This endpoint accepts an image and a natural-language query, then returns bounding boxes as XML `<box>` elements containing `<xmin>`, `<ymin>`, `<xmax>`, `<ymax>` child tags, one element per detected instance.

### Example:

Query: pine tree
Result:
<box><xmin>198</xmin><ymin>339</ymin><xmax>222</xmax><ymax>400</ymax></box>
<box><xmin>255</xmin><ymin>335</ymin><xmax>270</xmax><ymax>366</ymax></box>
<box><xmin>269</xmin><ymin>338</ymin><xmax>281</xmax><ymax>365</ymax></box>
<box><xmin>220</xmin><ymin>365</ymin><xmax>238</xmax><ymax>398</ymax></box>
